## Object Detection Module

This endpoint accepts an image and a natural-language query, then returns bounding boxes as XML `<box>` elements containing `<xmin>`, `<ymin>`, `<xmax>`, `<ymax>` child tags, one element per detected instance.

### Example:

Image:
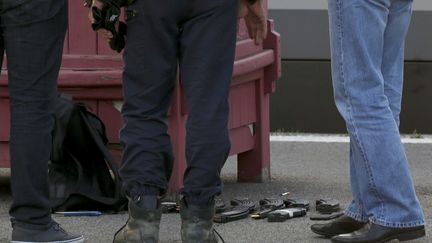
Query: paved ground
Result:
<box><xmin>0</xmin><ymin>140</ymin><xmax>431</xmax><ymax>243</ymax></box>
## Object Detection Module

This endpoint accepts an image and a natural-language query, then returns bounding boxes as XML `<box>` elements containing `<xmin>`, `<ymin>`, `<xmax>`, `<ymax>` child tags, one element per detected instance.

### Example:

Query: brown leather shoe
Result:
<box><xmin>311</xmin><ymin>215</ymin><xmax>366</xmax><ymax>238</ymax></box>
<box><xmin>331</xmin><ymin>222</ymin><xmax>425</xmax><ymax>243</ymax></box>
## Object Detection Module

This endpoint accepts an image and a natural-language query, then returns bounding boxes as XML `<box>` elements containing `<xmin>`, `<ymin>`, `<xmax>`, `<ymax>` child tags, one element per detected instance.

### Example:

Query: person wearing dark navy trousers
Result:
<box><xmin>89</xmin><ymin>0</ymin><xmax>266</xmax><ymax>242</ymax></box>
<box><xmin>0</xmin><ymin>0</ymin><xmax>84</xmax><ymax>242</ymax></box>
<box><xmin>311</xmin><ymin>1</ymin><xmax>426</xmax><ymax>242</ymax></box>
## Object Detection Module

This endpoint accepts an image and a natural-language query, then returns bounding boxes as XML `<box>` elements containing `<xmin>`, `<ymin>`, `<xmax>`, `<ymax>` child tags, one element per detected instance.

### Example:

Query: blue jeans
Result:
<box><xmin>328</xmin><ymin>0</ymin><xmax>425</xmax><ymax>227</ymax></box>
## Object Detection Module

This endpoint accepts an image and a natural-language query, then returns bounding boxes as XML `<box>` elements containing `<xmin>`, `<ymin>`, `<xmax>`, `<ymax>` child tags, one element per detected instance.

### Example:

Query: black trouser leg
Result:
<box><xmin>119</xmin><ymin>0</ymin><xmax>238</xmax><ymax>204</ymax></box>
<box><xmin>179</xmin><ymin>0</ymin><xmax>238</xmax><ymax>205</ymax></box>
<box><xmin>3</xmin><ymin>2</ymin><xmax>67</xmax><ymax>228</ymax></box>
<box><xmin>119</xmin><ymin>1</ymin><xmax>179</xmax><ymax>196</ymax></box>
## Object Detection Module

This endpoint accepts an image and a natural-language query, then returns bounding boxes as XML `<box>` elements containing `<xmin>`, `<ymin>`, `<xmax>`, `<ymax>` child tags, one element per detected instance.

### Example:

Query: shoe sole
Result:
<box><xmin>310</xmin><ymin>222</ymin><xmax>367</xmax><ymax>239</ymax></box>
<box><xmin>396</xmin><ymin>228</ymin><xmax>426</xmax><ymax>242</ymax></box>
<box><xmin>311</xmin><ymin>225</ymin><xmax>365</xmax><ymax>238</ymax></box>
<box><xmin>310</xmin><ymin>227</ymin><xmax>336</xmax><ymax>238</ymax></box>
<box><xmin>11</xmin><ymin>235</ymin><xmax>85</xmax><ymax>243</ymax></box>
<box><xmin>331</xmin><ymin>229</ymin><xmax>425</xmax><ymax>243</ymax></box>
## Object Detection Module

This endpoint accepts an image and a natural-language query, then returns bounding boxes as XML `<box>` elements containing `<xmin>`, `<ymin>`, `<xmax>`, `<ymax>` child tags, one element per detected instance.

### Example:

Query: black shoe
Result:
<box><xmin>311</xmin><ymin>215</ymin><xmax>366</xmax><ymax>238</ymax></box>
<box><xmin>11</xmin><ymin>221</ymin><xmax>84</xmax><ymax>243</ymax></box>
<box><xmin>331</xmin><ymin>222</ymin><xmax>425</xmax><ymax>243</ymax></box>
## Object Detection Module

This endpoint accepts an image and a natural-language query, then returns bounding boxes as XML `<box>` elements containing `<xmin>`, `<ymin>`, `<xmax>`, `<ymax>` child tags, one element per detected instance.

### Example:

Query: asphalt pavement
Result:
<box><xmin>0</xmin><ymin>139</ymin><xmax>430</xmax><ymax>243</ymax></box>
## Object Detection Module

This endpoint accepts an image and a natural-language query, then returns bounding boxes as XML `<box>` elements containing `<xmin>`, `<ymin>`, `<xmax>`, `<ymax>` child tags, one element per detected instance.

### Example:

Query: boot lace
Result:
<box><xmin>213</xmin><ymin>228</ymin><xmax>226</xmax><ymax>243</ymax></box>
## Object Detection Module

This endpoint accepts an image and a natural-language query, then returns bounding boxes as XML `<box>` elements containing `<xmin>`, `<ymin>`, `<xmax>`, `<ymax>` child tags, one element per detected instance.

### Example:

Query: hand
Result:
<box><xmin>239</xmin><ymin>0</ymin><xmax>267</xmax><ymax>45</ymax></box>
<box><xmin>88</xmin><ymin>0</ymin><xmax>114</xmax><ymax>40</ymax></box>
<box><xmin>83</xmin><ymin>0</ymin><xmax>92</xmax><ymax>7</ymax></box>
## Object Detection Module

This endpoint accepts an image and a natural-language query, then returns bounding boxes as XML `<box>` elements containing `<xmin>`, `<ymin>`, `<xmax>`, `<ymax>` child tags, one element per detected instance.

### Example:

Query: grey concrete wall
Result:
<box><xmin>268</xmin><ymin>0</ymin><xmax>432</xmax><ymax>11</ymax></box>
<box><xmin>270</xmin><ymin>61</ymin><xmax>432</xmax><ymax>134</ymax></box>
<box><xmin>267</xmin><ymin>7</ymin><xmax>432</xmax><ymax>134</ymax></box>
<box><xmin>269</xmin><ymin>10</ymin><xmax>432</xmax><ymax>61</ymax></box>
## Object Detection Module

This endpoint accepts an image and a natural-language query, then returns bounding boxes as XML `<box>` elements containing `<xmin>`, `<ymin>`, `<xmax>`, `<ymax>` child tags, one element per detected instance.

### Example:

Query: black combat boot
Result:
<box><xmin>113</xmin><ymin>195</ymin><xmax>162</xmax><ymax>243</ymax></box>
<box><xmin>180</xmin><ymin>198</ymin><xmax>218</xmax><ymax>243</ymax></box>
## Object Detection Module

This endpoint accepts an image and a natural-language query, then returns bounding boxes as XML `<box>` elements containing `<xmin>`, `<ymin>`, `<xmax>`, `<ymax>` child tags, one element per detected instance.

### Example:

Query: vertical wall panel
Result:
<box><xmin>68</xmin><ymin>0</ymin><xmax>97</xmax><ymax>54</ymax></box>
<box><xmin>97</xmin><ymin>35</ymin><xmax>118</xmax><ymax>55</ymax></box>
<box><xmin>0</xmin><ymin>99</ymin><xmax>10</xmax><ymax>142</ymax></box>
<box><xmin>63</xmin><ymin>30</ymin><xmax>69</xmax><ymax>54</ymax></box>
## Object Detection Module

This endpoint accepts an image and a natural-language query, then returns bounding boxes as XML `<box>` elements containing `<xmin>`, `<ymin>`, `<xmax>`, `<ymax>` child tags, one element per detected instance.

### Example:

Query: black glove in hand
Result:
<box><xmin>91</xmin><ymin>4</ymin><xmax>126</xmax><ymax>52</ymax></box>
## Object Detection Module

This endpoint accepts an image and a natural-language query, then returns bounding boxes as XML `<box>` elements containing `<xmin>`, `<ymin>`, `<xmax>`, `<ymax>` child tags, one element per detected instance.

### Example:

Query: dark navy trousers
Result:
<box><xmin>1</xmin><ymin>0</ymin><xmax>67</xmax><ymax>228</ymax></box>
<box><xmin>119</xmin><ymin>0</ymin><xmax>238</xmax><ymax>205</ymax></box>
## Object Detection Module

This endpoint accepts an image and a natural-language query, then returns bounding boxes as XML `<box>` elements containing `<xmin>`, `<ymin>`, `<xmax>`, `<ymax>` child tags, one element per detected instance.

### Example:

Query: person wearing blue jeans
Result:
<box><xmin>1</xmin><ymin>0</ymin><xmax>84</xmax><ymax>242</ymax></box>
<box><xmin>311</xmin><ymin>0</ymin><xmax>426</xmax><ymax>242</ymax></box>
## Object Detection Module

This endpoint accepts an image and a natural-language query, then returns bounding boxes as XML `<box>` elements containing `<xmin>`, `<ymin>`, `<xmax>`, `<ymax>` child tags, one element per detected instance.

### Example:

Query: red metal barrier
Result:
<box><xmin>0</xmin><ymin>1</ymin><xmax>281</xmax><ymax>192</ymax></box>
